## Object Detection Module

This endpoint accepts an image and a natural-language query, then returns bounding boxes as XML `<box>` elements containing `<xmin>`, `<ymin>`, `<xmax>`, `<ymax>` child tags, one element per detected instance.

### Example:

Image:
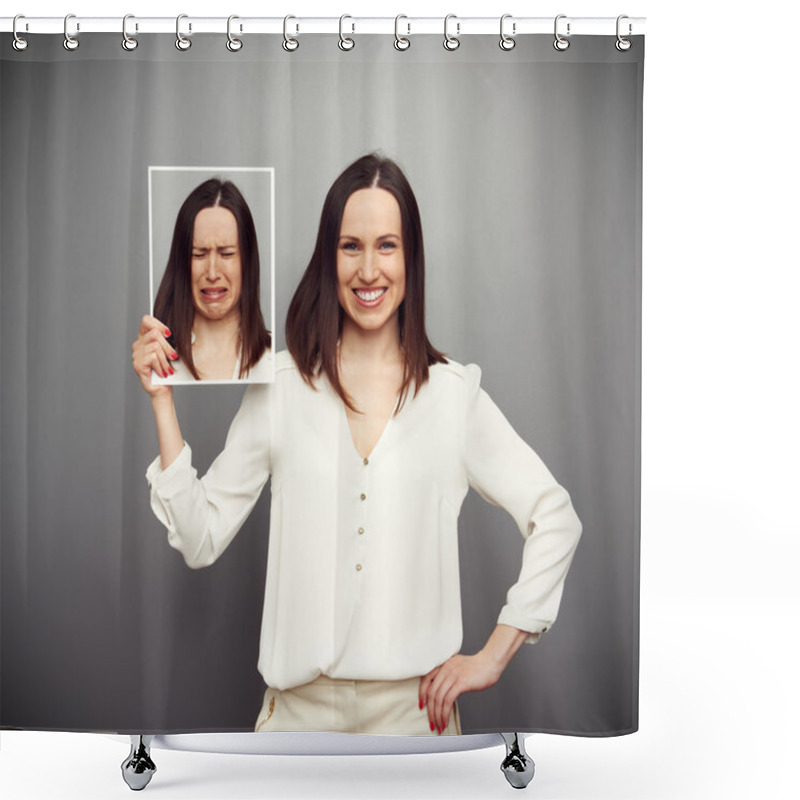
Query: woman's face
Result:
<box><xmin>190</xmin><ymin>206</ymin><xmax>242</xmax><ymax>324</ymax></box>
<box><xmin>337</xmin><ymin>187</ymin><xmax>406</xmax><ymax>335</ymax></box>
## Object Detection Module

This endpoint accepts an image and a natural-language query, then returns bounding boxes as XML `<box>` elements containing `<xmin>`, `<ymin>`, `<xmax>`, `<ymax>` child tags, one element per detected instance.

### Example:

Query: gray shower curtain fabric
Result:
<box><xmin>0</xmin><ymin>32</ymin><xmax>643</xmax><ymax>736</ymax></box>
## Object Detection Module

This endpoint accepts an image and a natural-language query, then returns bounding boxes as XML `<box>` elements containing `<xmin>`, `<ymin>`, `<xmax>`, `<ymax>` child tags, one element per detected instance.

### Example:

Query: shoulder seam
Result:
<box><xmin>431</xmin><ymin>359</ymin><xmax>474</xmax><ymax>383</ymax></box>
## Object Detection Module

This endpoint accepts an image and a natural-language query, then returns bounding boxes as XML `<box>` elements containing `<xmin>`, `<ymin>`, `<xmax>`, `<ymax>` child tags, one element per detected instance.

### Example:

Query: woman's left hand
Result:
<box><xmin>419</xmin><ymin>624</ymin><xmax>530</xmax><ymax>734</ymax></box>
<box><xmin>419</xmin><ymin>652</ymin><xmax>503</xmax><ymax>734</ymax></box>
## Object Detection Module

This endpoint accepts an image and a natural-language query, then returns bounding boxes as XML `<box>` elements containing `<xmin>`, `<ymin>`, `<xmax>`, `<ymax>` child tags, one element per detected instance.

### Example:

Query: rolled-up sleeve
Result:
<box><xmin>463</xmin><ymin>365</ymin><xmax>582</xmax><ymax>643</ymax></box>
<box><xmin>146</xmin><ymin>383</ymin><xmax>272</xmax><ymax>568</ymax></box>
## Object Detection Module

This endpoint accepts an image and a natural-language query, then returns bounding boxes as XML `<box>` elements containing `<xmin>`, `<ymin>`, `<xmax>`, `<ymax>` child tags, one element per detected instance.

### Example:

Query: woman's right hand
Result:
<box><xmin>132</xmin><ymin>315</ymin><xmax>177</xmax><ymax>398</ymax></box>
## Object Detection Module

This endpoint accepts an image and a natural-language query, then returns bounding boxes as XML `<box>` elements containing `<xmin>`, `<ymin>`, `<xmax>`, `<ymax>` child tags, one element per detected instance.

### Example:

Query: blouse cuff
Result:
<box><xmin>145</xmin><ymin>443</ymin><xmax>192</xmax><ymax>491</ymax></box>
<box><xmin>497</xmin><ymin>607</ymin><xmax>550</xmax><ymax>644</ymax></box>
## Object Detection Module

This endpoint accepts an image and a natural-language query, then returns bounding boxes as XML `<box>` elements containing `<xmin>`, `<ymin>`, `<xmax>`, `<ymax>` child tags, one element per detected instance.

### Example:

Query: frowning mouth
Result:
<box><xmin>201</xmin><ymin>288</ymin><xmax>228</xmax><ymax>300</ymax></box>
<box><xmin>353</xmin><ymin>287</ymin><xmax>387</xmax><ymax>306</ymax></box>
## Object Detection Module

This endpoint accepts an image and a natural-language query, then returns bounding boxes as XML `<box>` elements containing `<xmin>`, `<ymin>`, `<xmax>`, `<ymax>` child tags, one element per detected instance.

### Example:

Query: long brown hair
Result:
<box><xmin>154</xmin><ymin>179</ymin><xmax>271</xmax><ymax>380</ymax></box>
<box><xmin>286</xmin><ymin>154</ymin><xmax>446</xmax><ymax>410</ymax></box>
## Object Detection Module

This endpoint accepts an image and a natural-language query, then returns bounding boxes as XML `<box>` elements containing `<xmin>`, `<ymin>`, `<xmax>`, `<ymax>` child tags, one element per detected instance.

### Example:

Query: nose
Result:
<box><xmin>206</xmin><ymin>253</ymin><xmax>220</xmax><ymax>279</ymax></box>
<box><xmin>359</xmin><ymin>248</ymin><xmax>378</xmax><ymax>283</ymax></box>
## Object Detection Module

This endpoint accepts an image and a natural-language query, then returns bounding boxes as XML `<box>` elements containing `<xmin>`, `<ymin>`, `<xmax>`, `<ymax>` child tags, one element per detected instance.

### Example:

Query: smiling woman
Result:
<box><xmin>336</xmin><ymin>187</ymin><xmax>407</xmax><ymax>338</ymax></box>
<box><xmin>138</xmin><ymin>178</ymin><xmax>271</xmax><ymax>384</ymax></box>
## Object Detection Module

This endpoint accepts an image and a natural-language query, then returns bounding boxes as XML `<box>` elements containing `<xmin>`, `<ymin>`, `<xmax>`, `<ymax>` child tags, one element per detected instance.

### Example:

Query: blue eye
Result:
<box><xmin>341</xmin><ymin>242</ymin><xmax>359</xmax><ymax>252</ymax></box>
<box><xmin>380</xmin><ymin>241</ymin><xmax>397</xmax><ymax>250</ymax></box>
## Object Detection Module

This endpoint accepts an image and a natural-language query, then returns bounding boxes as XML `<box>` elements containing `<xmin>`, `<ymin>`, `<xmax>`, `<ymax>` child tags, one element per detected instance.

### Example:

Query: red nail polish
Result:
<box><xmin>430</xmin><ymin>721</ymin><xmax>435</xmax><ymax>732</ymax></box>
<box><xmin>171</xmin><ymin>352</ymin><xmax>178</xmax><ymax>360</ymax></box>
<box><xmin>169</xmin><ymin>367</ymin><xmax>175</xmax><ymax>375</ymax></box>
<box><xmin>164</xmin><ymin>328</ymin><xmax>171</xmax><ymax>337</ymax></box>
<box><xmin>163</xmin><ymin>371</ymin><xmax>169</xmax><ymax>378</ymax></box>
<box><xmin>419</xmin><ymin>699</ymin><xmax>424</xmax><ymax>710</ymax></box>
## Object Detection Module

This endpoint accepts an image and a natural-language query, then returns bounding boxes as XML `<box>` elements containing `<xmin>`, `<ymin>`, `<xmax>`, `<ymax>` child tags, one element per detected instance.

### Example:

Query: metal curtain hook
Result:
<box><xmin>283</xmin><ymin>15</ymin><xmax>299</xmax><ymax>51</ymax></box>
<box><xmin>122</xmin><ymin>14</ymin><xmax>138</xmax><ymax>51</ymax></box>
<box><xmin>339</xmin><ymin>14</ymin><xmax>355</xmax><ymax>51</ymax></box>
<box><xmin>616</xmin><ymin>14</ymin><xmax>632</xmax><ymax>51</ymax></box>
<box><xmin>394</xmin><ymin>14</ymin><xmax>410</xmax><ymax>51</ymax></box>
<box><xmin>553</xmin><ymin>14</ymin><xmax>570</xmax><ymax>51</ymax></box>
<box><xmin>499</xmin><ymin>14</ymin><xmax>516</xmax><ymax>51</ymax></box>
<box><xmin>12</xmin><ymin>14</ymin><xmax>29</xmax><ymax>51</ymax></box>
<box><xmin>175</xmin><ymin>14</ymin><xmax>191</xmax><ymax>51</ymax></box>
<box><xmin>443</xmin><ymin>14</ymin><xmax>460</xmax><ymax>51</ymax></box>
<box><xmin>227</xmin><ymin>15</ymin><xmax>243</xmax><ymax>51</ymax></box>
<box><xmin>63</xmin><ymin>13</ymin><xmax>79</xmax><ymax>51</ymax></box>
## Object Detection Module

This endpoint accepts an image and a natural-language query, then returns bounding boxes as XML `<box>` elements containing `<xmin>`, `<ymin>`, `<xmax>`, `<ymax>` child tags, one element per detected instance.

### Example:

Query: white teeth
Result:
<box><xmin>355</xmin><ymin>288</ymin><xmax>386</xmax><ymax>302</ymax></box>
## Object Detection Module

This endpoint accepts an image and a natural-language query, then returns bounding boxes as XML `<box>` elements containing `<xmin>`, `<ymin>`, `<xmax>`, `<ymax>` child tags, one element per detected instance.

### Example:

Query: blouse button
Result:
<box><xmin>363</xmin><ymin>457</ymin><xmax>369</xmax><ymax>466</ymax></box>
<box><xmin>356</xmin><ymin>564</ymin><xmax>363</xmax><ymax>571</ymax></box>
<box><xmin>360</xmin><ymin>493</ymin><xmax>366</xmax><ymax>501</ymax></box>
<box><xmin>358</xmin><ymin>527</ymin><xmax>365</xmax><ymax>535</ymax></box>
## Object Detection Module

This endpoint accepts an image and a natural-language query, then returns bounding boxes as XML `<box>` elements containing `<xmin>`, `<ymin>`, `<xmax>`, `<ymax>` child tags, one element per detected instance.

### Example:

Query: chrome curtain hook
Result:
<box><xmin>122</xmin><ymin>14</ymin><xmax>138</xmax><ymax>51</ymax></box>
<box><xmin>283</xmin><ymin>15</ymin><xmax>299</xmax><ymax>51</ymax></box>
<box><xmin>175</xmin><ymin>14</ymin><xmax>191</xmax><ymax>51</ymax></box>
<box><xmin>499</xmin><ymin>14</ymin><xmax>516</xmax><ymax>51</ymax></box>
<box><xmin>339</xmin><ymin>14</ymin><xmax>355</xmax><ymax>51</ymax></box>
<box><xmin>227</xmin><ymin>15</ymin><xmax>243</xmax><ymax>51</ymax></box>
<box><xmin>553</xmin><ymin>14</ymin><xmax>570</xmax><ymax>51</ymax></box>
<box><xmin>63</xmin><ymin>13</ymin><xmax>79</xmax><ymax>51</ymax></box>
<box><xmin>394</xmin><ymin>14</ymin><xmax>410</xmax><ymax>51</ymax></box>
<box><xmin>443</xmin><ymin>14</ymin><xmax>460</xmax><ymax>51</ymax></box>
<box><xmin>615</xmin><ymin>14</ymin><xmax>632</xmax><ymax>51</ymax></box>
<box><xmin>12</xmin><ymin>14</ymin><xmax>29</xmax><ymax>51</ymax></box>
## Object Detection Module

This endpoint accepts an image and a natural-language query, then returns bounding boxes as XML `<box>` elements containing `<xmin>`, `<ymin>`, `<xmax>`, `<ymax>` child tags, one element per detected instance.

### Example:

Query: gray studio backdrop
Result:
<box><xmin>1</xmin><ymin>33</ymin><xmax>643</xmax><ymax>735</ymax></box>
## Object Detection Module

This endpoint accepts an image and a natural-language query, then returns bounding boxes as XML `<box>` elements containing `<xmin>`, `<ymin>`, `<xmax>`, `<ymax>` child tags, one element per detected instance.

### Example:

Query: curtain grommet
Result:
<box><xmin>12</xmin><ymin>15</ymin><xmax>29</xmax><ymax>51</ymax></box>
<box><xmin>175</xmin><ymin>14</ymin><xmax>191</xmax><ymax>51</ymax></box>
<box><xmin>443</xmin><ymin>14</ymin><xmax>460</xmax><ymax>51</ymax></box>
<box><xmin>122</xmin><ymin>14</ymin><xmax>138</xmax><ymax>51</ymax></box>
<box><xmin>394</xmin><ymin>15</ymin><xmax>410</xmax><ymax>51</ymax></box>
<box><xmin>499</xmin><ymin>14</ymin><xmax>516</xmax><ymax>51</ymax></box>
<box><xmin>553</xmin><ymin>14</ymin><xmax>570</xmax><ymax>51</ymax></box>
<box><xmin>63</xmin><ymin>13</ymin><xmax>79</xmax><ymax>51</ymax></box>
<box><xmin>282</xmin><ymin>15</ymin><xmax>299</xmax><ymax>52</ymax></box>
<box><xmin>338</xmin><ymin>14</ymin><xmax>355</xmax><ymax>51</ymax></box>
<box><xmin>226</xmin><ymin>15</ymin><xmax>243</xmax><ymax>52</ymax></box>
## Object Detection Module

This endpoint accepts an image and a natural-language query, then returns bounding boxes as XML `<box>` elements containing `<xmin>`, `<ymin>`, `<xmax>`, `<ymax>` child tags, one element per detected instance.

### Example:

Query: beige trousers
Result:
<box><xmin>255</xmin><ymin>675</ymin><xmax>461</xmax><ymax>736</ymax></box>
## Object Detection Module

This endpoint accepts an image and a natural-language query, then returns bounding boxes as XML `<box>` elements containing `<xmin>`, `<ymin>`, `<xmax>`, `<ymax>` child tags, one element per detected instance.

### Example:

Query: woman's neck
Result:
<box><xmin>193</xmin><ymin>312</ymin><xmax>241</xmax><ymax>347</ymax></box>
<box><xmin>191</xmin><ymin>312</ymin><xmax>242</xmax><ymax>380</ymax></box>
<box><xmin>339</xmin><ymin>316</ymin><xmax>403</xmax><ymax>368</ymax></box>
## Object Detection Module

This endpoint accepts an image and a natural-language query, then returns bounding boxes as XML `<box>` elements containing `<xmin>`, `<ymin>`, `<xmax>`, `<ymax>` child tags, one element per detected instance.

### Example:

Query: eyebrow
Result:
<box><xmin>337</xmin><ymin>233</ymin><xmax>400</xmax><ymax>242</ymax></box>
<box><xmin>191</xmin><ymin>244</ymin><xmax>238</xmax><ymax>251</ymax></box>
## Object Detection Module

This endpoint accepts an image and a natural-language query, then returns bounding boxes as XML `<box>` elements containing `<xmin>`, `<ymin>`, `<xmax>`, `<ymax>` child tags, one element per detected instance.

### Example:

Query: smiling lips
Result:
<box><xmin>353</xmin><ymin>287</ymin><xmax>387</xmax><ymax>307</ymax></box>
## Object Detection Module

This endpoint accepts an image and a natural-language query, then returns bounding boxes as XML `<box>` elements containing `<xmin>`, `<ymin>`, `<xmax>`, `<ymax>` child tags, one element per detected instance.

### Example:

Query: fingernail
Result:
<box><xmin>419</xmin><ymin>699</ymin><xmax>424</xmax><ymax>710</ymax></box>
<box><xmin>430</xmin><ymin>721</ymin><xmax>435</xmax><ymax>732</ymax></box>
<box><xmin>164</xmin><ymin>328</ymin><xmax>171</xmax><ymax>337</ymax></box>
<box><xmin>171</xmin><ymin>352</ymin><xmax>178</xmax><ymax>360</ymax></box>
<box><xmin>169</xmin><ymin>367</ymin><xmax>175</xmax><ymax>375</ymax></box>
<box><xmin>163</xmin><ymin>371</ymin><xmax>169</xmax><ymax>378</ymax></box>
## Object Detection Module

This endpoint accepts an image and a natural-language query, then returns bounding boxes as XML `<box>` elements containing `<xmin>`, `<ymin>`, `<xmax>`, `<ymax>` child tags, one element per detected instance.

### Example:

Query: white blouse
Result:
<box><xmin>147</xmin><ymin>351</ymin><xmax>582</xmax><ymax>691</ymax></box>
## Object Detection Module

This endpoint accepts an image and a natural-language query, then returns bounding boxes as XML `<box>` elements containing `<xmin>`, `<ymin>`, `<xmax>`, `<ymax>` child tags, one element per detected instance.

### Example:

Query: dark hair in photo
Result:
<box><xmin>153</xmin><ymin>178</ymin><xmax>271</xmax><ymax>380</ymax></box>
<box><xmin>286</xmin><ymin>153</ymin><xmax>446</xmax><ymax>410</ymax></box>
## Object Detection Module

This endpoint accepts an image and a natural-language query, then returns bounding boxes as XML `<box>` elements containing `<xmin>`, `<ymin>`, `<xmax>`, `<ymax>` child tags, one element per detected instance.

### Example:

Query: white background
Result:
<box><xmin>2</xmin><ymin>1</ymin><xmax>798</xmax><ymax>798</ymax></box>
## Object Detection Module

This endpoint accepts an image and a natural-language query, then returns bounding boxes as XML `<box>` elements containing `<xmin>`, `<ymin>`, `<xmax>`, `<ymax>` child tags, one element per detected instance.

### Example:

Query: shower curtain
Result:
<box><xmin>1</xmin><ymin>29</ymin><xmax>642</xmax><ymax>736</ymax></box>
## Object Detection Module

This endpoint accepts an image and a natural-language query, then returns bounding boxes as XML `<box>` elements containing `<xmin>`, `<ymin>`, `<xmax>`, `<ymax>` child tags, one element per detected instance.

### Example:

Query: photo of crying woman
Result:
<box><xmin>145</xmin><ymin>168</ymin><xmax>274</xmax><ymax>385</ymax></box>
